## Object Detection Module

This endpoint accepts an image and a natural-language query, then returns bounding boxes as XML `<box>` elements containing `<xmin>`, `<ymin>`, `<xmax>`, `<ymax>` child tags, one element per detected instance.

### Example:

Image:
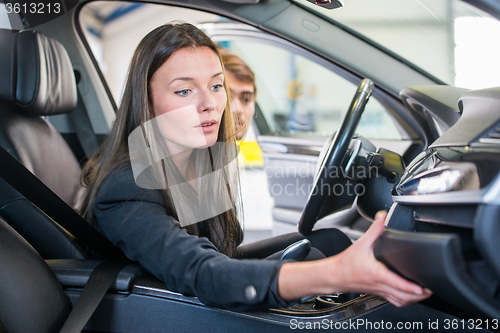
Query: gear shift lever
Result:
<box><xmin>280</xmin><ymin>239</ymin><xmax>311</xmax><ymax>261</ymax></box>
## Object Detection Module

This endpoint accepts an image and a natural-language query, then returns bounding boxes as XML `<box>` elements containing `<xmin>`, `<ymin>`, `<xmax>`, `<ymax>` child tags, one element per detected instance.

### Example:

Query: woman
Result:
<box><xmin>81</xmin><ymin>22</ymin><xmax>431</xmax><ymax>311</ymax></box>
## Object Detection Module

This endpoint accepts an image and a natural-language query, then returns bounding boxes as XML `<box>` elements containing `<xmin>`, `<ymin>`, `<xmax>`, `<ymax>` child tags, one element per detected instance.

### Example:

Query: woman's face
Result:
<box><xmin>149</xmin><ymin>46</ymin><xmax>226</xmax><ymax>156</ymax></box>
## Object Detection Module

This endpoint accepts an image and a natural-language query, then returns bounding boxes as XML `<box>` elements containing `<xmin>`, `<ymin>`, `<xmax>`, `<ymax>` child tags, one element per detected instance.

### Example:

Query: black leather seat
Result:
<box><xmin>0</xmin><ymin>217</ymin><xmax>72</xmax><ymax>333</ymax></box>
<box><xmin>0</xmin><ymin>29</ymin><xmax>86</xmax><ymax>259</ymax></box>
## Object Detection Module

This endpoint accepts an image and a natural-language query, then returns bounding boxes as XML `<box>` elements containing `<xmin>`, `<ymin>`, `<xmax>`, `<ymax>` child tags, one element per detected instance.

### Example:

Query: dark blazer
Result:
<box><xmin>94</xmin><ymin>163</ymin><xmax>292</xmax><ymax>311</ymax></box>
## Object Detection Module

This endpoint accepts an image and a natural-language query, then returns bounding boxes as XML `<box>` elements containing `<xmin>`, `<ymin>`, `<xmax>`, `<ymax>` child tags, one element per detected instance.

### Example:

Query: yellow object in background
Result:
<box><xmin>288</xmin><ymin>79</ymin><xmax>303</xmax><ymax>100</ymax></box>
<box><xmin>237</xmin><ymin>140</ymin><xmax>264</xmax><ymax>167</ymax></box>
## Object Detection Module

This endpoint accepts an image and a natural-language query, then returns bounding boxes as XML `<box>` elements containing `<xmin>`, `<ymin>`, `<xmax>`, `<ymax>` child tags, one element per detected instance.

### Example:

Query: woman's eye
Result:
<box><xmin>211</xmin><ymin>84</ymin><xmax>223</xmax><ymax>92</ymax></box>
<box><xmin>175</xmin><ymin>89</ymin><xmax>190</xmax><ymax>96</ymax></box>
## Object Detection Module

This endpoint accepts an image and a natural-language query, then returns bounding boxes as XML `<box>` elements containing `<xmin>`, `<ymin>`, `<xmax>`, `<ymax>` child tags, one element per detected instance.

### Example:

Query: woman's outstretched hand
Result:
<box><xmin>328</xmin><ymin>211</ymin><xmax>432</xmax><ymax>307</ymax></box>
<box><xmin>277</xmin><ymin>211</ymin><xmax>432</xmax><ymax>307</ymax></box>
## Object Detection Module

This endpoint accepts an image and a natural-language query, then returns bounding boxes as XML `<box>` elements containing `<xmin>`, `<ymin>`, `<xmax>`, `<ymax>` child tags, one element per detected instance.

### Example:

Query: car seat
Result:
<box><xmin>0</xmin><ymin>29</ymin><xmax>86</xmax><ymax>258</ymax></box>
<box><xmin>0</xmin><ymin>217</ymin><xmax>72</xmax><ymax>333</ymax></box>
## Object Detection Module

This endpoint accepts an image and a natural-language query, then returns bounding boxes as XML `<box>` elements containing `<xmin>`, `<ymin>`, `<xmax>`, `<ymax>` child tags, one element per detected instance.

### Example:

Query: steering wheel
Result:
<box><xmin>298</xmin><ymin>78</ymin><xmax>374</xmax><ymax>235</ymax></box>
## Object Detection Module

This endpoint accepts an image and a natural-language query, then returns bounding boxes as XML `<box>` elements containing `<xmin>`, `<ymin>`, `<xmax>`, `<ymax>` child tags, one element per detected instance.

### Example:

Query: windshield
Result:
<box><xmin>295</xmin><ymin>0</ymin><xmax>500</xmax><ymax>90</ymax></box>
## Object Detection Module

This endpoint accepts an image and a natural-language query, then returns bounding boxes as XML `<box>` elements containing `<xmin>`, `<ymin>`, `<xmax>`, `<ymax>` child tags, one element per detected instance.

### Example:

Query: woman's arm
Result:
<box><xmin>276</xmin><ymin>211</ymin><xmax>432</xmax><ymax>307</ymax></box>
<box><xmin>94</xmin><ymin>166</ymin><xmax>294</xmax><ymax>311</ymax></box>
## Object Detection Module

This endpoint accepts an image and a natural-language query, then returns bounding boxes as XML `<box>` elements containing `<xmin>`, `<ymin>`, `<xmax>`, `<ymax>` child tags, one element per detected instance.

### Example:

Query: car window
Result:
<box><xmin>79</xmin><ymin>2</ymin><xmax>401</xmax><ymax>141</ymax></box>
<box><xmin>223</xmin><ymin>40</ymin><xmax>402</xmax><ymax>140</ymax></box>
<box><xmin>79</xmin><ymin>2</ymin><xmax>221</xmax><ymax>104</ymax></box>
<box><xmin>0</xmin><ymin>3</ymin><xmax>23</xmax><ymax>30</ymax></box>
<box><xmin>295</xmin><ymin>0</ymin><xmax>500</xmax><ymax>89</ymax></box>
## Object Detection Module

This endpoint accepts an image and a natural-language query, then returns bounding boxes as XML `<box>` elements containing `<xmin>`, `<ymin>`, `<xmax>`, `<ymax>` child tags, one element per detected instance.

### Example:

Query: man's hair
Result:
<box><xmin>219</xmin><ymin>47</ymin><xmax>257</xmax><ymax>96</ymax></box>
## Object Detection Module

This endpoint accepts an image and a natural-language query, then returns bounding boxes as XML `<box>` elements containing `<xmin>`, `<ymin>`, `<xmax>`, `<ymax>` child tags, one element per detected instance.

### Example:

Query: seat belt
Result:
<box><xmin>0</xmin><ymin>144</ymin><xmax>128</xmax><ymax>262</ymax></box>
<box><xmin>68</xmin><ymin>91</ymin><xmax>100</xmax><ymax>159</ymax></box>
<box><xmin>0</xmin><ymin>145</ymin><xmax>132</xmax><ymax>332</ymax></box>
<box><xmin>59</xmin><ymin>260</ymin><xmax>126</xmax><ymax>333</ymax></box>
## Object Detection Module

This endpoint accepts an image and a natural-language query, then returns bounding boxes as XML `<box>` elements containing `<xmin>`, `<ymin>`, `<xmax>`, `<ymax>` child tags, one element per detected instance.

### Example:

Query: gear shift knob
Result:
<box><xmin>280</xmin><ymin>239</ymin><xmax>311</xmax><ymax>261</ymax></box>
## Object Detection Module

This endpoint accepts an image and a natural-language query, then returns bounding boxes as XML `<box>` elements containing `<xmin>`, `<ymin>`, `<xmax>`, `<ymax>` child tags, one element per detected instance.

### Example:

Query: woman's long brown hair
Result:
<box><xmin>80</xmin><ymin>22</ymin><xmax>243</xmax><ymax>258</ymax></box>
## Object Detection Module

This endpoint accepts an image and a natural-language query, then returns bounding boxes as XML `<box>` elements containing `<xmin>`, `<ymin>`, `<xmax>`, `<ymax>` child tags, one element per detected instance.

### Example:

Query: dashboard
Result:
<box><xmin>377</xmin><ymin>86</ymin><xmax>500</xmax><ymax>320</ymax></box>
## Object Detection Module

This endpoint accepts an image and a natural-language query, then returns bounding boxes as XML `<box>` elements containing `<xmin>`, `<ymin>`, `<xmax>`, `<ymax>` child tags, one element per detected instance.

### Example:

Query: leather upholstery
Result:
<box><xmin>0</xmin><ymin>106</ymin><xmax>84</xmax><ymax>209</ymax></box>
<box><xmin>0</xmin><ymin>177</ymin><xmax>85</xmax><ymax>259</ymax></box>
<box><xmin>0</xmin><ymin>29</ymin><xmax>77</xmax><ymax>116</ymax></box>
<box><xmin>0</xmin><ymin>218</ymin><xmax>72</xmax><ymax>333</ymax></box>
<box><xmin>0</xmin><ymin>29</ymin><xmax>85</xmax><ymax>259</ymax></box>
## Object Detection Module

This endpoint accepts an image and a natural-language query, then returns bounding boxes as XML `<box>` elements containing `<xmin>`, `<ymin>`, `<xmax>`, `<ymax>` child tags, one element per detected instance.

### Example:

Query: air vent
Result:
<box><xmin>478</xmin><ymin>125</ymin><xmax>500</xmax><ymax>145</ymax></box>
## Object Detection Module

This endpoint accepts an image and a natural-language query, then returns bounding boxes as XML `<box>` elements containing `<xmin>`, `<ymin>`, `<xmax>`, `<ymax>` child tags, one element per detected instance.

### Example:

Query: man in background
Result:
<box><xmin>219</xmin><ymin>50</ymin><xmax>256</xmax><ymax>140</ymax></box>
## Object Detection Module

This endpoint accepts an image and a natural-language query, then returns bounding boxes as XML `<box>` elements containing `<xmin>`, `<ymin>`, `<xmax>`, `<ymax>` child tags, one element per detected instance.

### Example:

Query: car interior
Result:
<box><xmin>0</xmin><ymin>0</ymin><xmax>500</xmax><ymax>332</ymax></box>
<box><xmin>0</xmin><ymin>29</ymin><xmax>86</xmax><ymax>260</ymax></box>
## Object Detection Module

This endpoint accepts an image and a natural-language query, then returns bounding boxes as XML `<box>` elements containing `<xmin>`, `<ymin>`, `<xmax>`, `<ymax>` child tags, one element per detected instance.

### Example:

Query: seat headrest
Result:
<box><xmin>0</xmin><ymin>29</ymin><xmax>77</xmax><ymax>116</ymax></box>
